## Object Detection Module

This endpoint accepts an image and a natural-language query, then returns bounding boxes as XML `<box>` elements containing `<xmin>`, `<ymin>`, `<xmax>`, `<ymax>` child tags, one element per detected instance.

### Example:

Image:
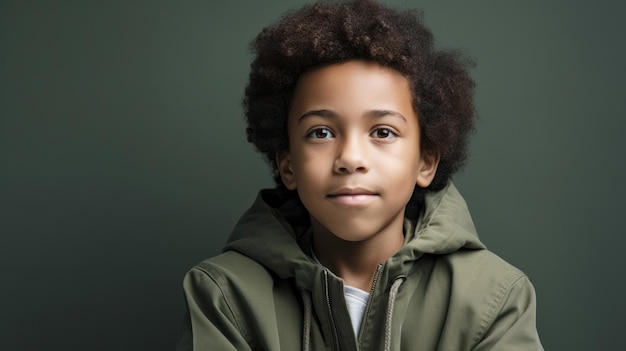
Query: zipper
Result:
<box><xmin>357</xmin><ymin>263</ymin><xmax>384</xmax><ymax>348</ymax></box>
<box><xmin>323</xmin><ymin>270</ymin><xmax>340</xmax><ymax>351</ymax></box>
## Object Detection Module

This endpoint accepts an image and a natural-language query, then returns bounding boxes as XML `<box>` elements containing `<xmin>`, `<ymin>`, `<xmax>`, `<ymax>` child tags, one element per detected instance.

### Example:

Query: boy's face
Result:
<box><xmin>278</xmin><ymin>60</ymin><xmax>439</xmax><ymax>243</ymax></box>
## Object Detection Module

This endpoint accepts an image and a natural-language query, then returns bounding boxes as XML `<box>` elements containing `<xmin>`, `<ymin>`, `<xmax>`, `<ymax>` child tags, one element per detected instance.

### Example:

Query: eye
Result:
<box><xmin>307</xmin><ymin>127</ymin><xmax>335</xmax><ymax>139</ymax></box>
<box><xmin>371</xmin><ymin>127</ymin><xmax>397</xmax><ymax>139</ymax></box>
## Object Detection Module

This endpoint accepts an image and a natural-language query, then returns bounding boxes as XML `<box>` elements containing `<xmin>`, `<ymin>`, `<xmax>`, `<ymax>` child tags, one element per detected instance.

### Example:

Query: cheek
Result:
<box><xmin>291</xmin><ymin>157</ymin><xmax>322</xmax><ymax>188</ymax></box>
<box><xmin>384</xmin><ymin>147</ymin><xmax>421</xmax><ymax>172</ymax></box>
<box><xmin>295</xmin><ymin>163</ymin><xmax>324</xmax><ymax>186</ymax></box>
<box><xmin>292</xmin><ymin>146</ymin><xmax>332</xmax><ymax>176</ymax></box>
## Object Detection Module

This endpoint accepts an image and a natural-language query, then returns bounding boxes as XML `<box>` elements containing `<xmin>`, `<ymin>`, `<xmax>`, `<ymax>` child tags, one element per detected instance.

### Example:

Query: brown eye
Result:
<box><xmin>307</xmin><ymin>128</ymin><xmax>334</xmax><ymax>139</ymax></box>
<box><xmin>371</xmin><ymin>128</ymin><xmax>396</xmax><ymax>139</ymax></box>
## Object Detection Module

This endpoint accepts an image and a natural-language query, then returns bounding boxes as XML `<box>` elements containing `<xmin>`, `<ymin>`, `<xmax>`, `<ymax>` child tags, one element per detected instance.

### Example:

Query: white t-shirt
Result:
<box><xmin>311</xmin><ymin>252</ymin><xmax>371</xmax><ymax>336</ymax></box>
<box><xmin>343</xmin><ymin>284</ymin><xmax>370</xmax><ymax>336</ymax></box>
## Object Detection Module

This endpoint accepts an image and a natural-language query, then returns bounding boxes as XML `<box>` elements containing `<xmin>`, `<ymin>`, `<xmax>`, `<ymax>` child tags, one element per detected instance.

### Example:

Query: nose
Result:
<box><xmin>333</xmin><ymin>135</ymin><xmax>369</xmax><ymax>174</ymax></box>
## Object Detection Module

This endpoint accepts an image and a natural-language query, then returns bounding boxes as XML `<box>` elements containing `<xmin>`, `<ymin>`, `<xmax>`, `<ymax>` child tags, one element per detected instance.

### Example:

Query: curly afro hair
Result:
<box><xmin>244</xmin><ymin>0</ymin><xmax>475</xmax><ymax>195</ymax></box>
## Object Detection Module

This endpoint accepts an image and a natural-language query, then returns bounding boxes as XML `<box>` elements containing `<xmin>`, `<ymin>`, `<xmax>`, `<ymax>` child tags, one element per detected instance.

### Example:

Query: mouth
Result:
<box><xmin>327</xmin><ymin>188</ymin><xmax>378</xmax><ymax>206</ymax></box>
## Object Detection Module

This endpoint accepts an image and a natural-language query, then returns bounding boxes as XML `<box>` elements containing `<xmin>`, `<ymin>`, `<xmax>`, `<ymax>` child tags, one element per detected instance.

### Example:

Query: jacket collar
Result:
<box><xmin>223</xmin><ymin>182</ymin><xmax>485</xmax><ymax>288</ymax></box>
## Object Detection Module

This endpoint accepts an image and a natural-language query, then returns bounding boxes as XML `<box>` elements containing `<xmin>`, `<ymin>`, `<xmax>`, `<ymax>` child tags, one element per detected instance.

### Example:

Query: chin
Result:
<box><xmin>333</xmin><ymin>232</ymin><xmax>374</xmax><ymax>243</ymax></box>
<box><xmin>323</xmin><ymin>222</ymin><xmax>381</xmax><ymax>243</ymax></box>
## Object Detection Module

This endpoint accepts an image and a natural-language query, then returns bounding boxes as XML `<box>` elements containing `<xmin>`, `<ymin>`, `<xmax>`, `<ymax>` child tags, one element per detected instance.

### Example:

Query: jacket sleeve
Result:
<box><xmin>175</xmin><ymin>267</ymin><xmax>252</xmax><ymax>351</ymax></box>
<box><xmin>472</xmin><ymin>275</ymin><xmax>544</xmax><ymax>351</ymax></box>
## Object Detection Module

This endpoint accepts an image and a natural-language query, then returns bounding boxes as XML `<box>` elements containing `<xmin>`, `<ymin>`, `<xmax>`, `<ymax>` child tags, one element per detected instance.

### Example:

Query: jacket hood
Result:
<box><xmin>223</xmin><ymin>182</ymin><xmax>485</xmax><ymax>285</ymax></box>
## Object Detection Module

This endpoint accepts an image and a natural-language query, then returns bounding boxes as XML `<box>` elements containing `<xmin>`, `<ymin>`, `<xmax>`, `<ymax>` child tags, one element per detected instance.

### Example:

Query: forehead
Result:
<box><xmin>288</xmin><ymin>60</ymin><xmax>416</xmax><ymax>122</ymax></box>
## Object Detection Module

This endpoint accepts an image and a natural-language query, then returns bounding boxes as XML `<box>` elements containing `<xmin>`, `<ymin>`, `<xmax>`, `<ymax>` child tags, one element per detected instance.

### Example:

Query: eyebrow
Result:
<box><xmin>297</xmin><ymin>109</ymin><xmax>408</xmax><ymax>123</ymax></box>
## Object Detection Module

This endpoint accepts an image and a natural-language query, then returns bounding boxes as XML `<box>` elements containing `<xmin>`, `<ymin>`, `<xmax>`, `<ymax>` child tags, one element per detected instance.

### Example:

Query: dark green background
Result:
<box><xmin>2</xmin><ymin>0</ymin><xmax>624</xmax><ymax>350</ymax></box>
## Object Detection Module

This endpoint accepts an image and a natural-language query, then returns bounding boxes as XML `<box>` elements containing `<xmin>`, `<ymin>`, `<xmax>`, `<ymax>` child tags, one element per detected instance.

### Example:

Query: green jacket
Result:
<box><xmin>176</xmin><ymin>183</ymin><xmax>543</xmax><ymax>350</ymax></box>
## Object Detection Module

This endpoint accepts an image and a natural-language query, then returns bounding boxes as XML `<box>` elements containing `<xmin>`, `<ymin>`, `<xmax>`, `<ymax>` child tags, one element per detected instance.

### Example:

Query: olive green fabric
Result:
<box><xmin>176</xmin><ymin>183</ymin><xmax>543</xmax><ymax>350</ymax></box>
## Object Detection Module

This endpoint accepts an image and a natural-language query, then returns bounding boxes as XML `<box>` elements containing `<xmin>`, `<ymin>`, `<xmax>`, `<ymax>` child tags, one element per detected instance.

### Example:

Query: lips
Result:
<box><xmin>327</xmin><ymin>187</ymin><xmax>378</xmax><ymax>206</ymax></box>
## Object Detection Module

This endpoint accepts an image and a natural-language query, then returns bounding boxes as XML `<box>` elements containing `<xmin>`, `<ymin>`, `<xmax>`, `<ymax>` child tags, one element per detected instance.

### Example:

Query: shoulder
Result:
<box><xmin>445</xmin><ymin>249</ymin><xmax>527</xmax><ymax>290</ymax></box>
<box><xmin>179</xmin><ymin>252</ymin><xmax>284</xmax><ymax>350</ymax></box>
<box><xmin>438</xmin><ymin>249</ymin><xmax>531</xmax><ymax>313</ymax></box>
<box><xmin>436</xmin><ymin>249</ymin><xmax>541</xmax><ymax>348</ymax></box>
<box><xmin>187</xmin><ymin>251</ymin><xmax>275</xmax><ymax>293</ymax></box>
<box><xmin>180</xmin><ymin>252</ymin><xmax>275</xmax><ymax>343</ymax></box>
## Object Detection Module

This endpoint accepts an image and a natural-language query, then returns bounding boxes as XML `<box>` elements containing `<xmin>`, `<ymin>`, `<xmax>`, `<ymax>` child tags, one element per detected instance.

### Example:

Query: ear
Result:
<box><xmin>276</xmin><ymin>151</ymin><xmax>297</xmax><ymax>190</ymax></box>
<box><xmin>416</xmin><ymin>148</ymin><xmax>441</xmax><ymax>188</ymax></box>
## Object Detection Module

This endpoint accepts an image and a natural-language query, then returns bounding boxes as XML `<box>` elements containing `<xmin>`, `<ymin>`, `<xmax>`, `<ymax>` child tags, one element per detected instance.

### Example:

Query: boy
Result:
<box><xmin>176</xmin><ymin>1</ymin><xmax>543</xmax><ymax>350</ymax></box>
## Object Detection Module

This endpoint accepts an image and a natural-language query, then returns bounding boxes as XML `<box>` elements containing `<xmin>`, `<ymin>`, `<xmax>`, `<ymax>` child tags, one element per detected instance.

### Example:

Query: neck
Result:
<box><xmin>311</xmin><ymin>218</ymin><xmax>405</xmax><ymax>291</ymax></box>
